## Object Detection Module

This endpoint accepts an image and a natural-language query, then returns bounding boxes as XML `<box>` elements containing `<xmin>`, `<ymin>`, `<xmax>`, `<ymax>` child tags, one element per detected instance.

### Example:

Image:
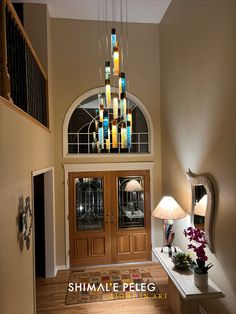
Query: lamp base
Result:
<box><xmin>161</xmin><ymin>245</ymin><xmax>177</xmax><ymax>257</ymax></box>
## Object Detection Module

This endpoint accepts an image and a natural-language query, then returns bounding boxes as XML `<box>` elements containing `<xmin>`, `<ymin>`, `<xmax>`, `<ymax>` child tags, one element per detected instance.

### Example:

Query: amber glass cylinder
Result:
<box><xmin>113</xmin><ymin>46</ymin><xmax>119</xmax><ymax>76</ymax></box>
<box><xmin>112</xmin><ymin>120</ymin><xmax>118</xmax><ymax>148</ymax></box>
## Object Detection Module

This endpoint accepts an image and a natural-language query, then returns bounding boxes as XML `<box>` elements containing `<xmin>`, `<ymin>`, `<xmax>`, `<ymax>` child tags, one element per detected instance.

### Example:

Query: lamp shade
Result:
<box><xmin>195</xmin><ymin>194</ymin><xmax>207</xmax><ymax>217</ymax></box>
<box><xmin>124</xmin><ymin>179</ymin><xmax>143</xmax><ymax>192</ymax></box>
<box><xmin>152</xmin><ymin>196</ymin><xmax>186</xmax><ymax>220</ymax></box>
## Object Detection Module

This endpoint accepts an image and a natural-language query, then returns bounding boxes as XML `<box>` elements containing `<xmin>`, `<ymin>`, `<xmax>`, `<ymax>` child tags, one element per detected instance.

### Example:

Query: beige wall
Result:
<box><xmin>51</xmin><ymin>19</ymin><xmax>163</xmax><ymax>266</ymax></box>
<box><xmin>0</xmin><ymin>5</ymin><xmax>54</xmax><ymax>314</ymax></box>
<box><xmin>160</xmin><ymin>1</ymin><xmax>236</xmax><ymax>313</ymax></box>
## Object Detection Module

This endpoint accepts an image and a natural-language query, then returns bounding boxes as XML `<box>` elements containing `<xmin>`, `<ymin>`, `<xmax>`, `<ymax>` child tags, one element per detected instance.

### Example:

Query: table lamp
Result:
<box><xmin>124</xmin><ymin>179</ymin><xmax>143</xmax><ymax>192</ymax></box>
<box><xmin>152</xmin><ymin>196</ymin><xmax>186</xmax><ymax>257</ymax></box>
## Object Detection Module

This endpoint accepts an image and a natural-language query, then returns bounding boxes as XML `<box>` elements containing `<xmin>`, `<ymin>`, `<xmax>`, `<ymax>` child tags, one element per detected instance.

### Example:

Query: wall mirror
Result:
<box><xmin>186</xmin><ymin>169</ymin><xmax>215</xmax><ymax>252</ymax></box>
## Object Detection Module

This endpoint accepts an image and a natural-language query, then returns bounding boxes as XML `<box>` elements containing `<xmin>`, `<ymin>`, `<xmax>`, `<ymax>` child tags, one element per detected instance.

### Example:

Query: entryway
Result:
<box><xmin>68</xmin><ymin>170</ymin><xmax>151</xmax><ymax>267</ymax></box>
<box><xmin>34</xmin><ymin>173</ymin><xmax>46</xmax><ymax>277</ymax></box>
<box><xmin>32</xmin><ymin>167</ymin><xmax>56</xmax><ymax>278</ymax></box>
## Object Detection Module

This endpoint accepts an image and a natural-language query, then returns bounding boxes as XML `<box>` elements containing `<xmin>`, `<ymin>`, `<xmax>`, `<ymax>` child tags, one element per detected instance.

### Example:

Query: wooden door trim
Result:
<box><xmin>64</xmin><ymin>162</ymin><xmax>154</xmax><ymax>269</ymax></box>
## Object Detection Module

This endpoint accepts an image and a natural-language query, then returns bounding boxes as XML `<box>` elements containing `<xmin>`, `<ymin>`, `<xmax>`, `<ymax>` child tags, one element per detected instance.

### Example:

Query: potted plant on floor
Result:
<box><xmin>184</xmin><ymin>226</ymin><xmax>213</xmax><ymax>288</ymax></box>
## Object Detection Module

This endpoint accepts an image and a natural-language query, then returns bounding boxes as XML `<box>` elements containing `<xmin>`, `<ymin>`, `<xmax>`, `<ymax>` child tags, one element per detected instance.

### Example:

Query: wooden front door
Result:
<box><xmin>68</xmin><ymin>170</ymin><xmax>151</xmax><ymax>267</ymax></box>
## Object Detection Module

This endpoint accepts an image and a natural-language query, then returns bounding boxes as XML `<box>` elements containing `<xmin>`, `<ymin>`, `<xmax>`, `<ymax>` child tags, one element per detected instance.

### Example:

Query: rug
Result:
<box><xmin>65</xmin><ymin>266</ymin><xmax>160</xmax><ymax>305</ymax></box>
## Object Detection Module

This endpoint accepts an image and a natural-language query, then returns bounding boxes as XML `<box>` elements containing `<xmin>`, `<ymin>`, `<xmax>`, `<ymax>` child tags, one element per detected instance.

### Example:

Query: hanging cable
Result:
<box><xmin>120</xmin><ymin>0</ymin><xmax>124</xmax><ymax>71</ymax></box>
<box><xmin>105</xmin><ymin>0</ymin><xmax>108</xmax><ymax>60</ymax></box>
<box><xmin>98</xmin><ymin>0</ymin><xmax>102</xmax><ymax>90</ymax></box>
<box><xmin>126</xmin><ymin>0</ymin><xmax>129</xmax><ymax>106</ymax></box>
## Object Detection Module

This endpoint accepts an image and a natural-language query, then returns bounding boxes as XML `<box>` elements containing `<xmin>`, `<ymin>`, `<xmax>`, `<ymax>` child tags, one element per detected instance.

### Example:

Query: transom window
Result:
<box><xmin>64</xmin><ymin>89</ymin><xmax>151</xmax><ymax>156</ymax></box>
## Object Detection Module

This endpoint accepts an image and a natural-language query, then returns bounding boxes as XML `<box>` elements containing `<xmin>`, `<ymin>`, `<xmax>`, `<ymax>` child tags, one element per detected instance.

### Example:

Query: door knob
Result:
<box><xmin>105</xmin><ymin>220</ymin><xmax>110</xmax><ymax>223</ymax></box>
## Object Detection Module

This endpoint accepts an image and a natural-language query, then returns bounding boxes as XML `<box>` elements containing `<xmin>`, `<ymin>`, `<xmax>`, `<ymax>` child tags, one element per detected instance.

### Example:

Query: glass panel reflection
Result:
<box><xmin>75</xmin><ymin>177</ymin><xmax>104</xmax><ymax>231</ymax></box>
<box><xmin>118</xmin><ymin>176</ymin><xmax>145</xmax><ymax>228</ymax></box>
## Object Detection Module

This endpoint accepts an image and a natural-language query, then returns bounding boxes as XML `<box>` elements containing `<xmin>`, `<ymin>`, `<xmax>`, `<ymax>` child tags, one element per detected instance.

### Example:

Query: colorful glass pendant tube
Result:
<box><xmin>120</xmin><ymin>92</ymin><xmax>127</xmax><ymax>120</ymax></box>
<box><xmin>111</xmin><ymin>28</ymin><xmax>116</xmax><ymax>56</ymax></box>
<box><xmin>112</xmin><ymin>120</ymin><xmax>118</xmax><ymax>148</ymax></box>
<box><xmin>127</xmin><ymin>121</ymin><xmax>131</xmax><ymax>149</ymax></box>
<box><xmin>98</xmin><ymin>122</ymin><xmax>104</xmax><ymax>149</ymax></box>
<box><xmin>99</xmin><ymin>104</ymin><xmax>104</xmax><ymax>122</ymax></box>
<box><xmin>127</xmin><ymin>108</ymin><xmax>132</xmax><ymax>133</ymax></box>
<box><xmin>113</xmin><ymin>46</ymin><xmax>119</xmax><ymax>76</ymax></box>
<box><xmin>105</xmin><ymin>61</ymin><xmax>111</xmax><ymax>80</ymax></box>
<box><xmin>113</xmin><ymin>94</ymin><xmax>119</xmax><ymax>120</ymax></box>
<box><xmin>105</xmin><ymin>79</ymin><xmax>111</xmax><ymax>107</ymax></box>
<box><xmin>119</xmin><ymin>72</ymin><xmax>126</xmax><ymax>99</ymax></box>
<box><xmin>121</xmin><ymin>122</ymin><xmax>127</xmax><ymax>149</ymax></box>
<box><xmin>103</xmin><ymin>110</ymin><xmax>109</xmax><ymax>139</ymax></box>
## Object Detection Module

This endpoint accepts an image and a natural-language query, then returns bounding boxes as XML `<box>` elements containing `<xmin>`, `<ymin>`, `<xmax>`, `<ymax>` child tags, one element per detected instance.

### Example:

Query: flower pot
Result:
<box><xmin>194</xmin><ymin>271</ymin><xmax>208</xmax><ymax>289</ymax></box>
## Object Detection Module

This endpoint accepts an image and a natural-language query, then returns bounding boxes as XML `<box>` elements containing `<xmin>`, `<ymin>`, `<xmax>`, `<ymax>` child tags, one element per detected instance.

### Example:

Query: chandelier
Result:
<box><xmin>91</xmin><ymin>0</ymin><xmax>132</xmax><ymax>153</ymax></box>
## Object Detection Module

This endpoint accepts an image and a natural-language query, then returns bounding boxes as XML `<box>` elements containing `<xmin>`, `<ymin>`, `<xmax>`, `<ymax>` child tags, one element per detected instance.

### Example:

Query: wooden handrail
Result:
<box><xmin>0</xmin><ymin>0</ymin><xmax>11</xmax><ymax>100</ymax></box>
<box><xmin>5</xmin><ymin>0</ymin><xmax>47</xmax><ymax>79</ymax></box>
<box><xmin>0</xmin><ymin>0</ymin><xmax>49</xmax><ymax>128</ymax></box>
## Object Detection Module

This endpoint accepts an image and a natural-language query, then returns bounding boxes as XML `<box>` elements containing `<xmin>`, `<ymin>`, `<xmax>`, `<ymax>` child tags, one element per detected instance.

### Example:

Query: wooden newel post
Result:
<box><xmin>0</xmin><ymin>0</ymin><xmax>11</xmax><ymax>100</ymax></box>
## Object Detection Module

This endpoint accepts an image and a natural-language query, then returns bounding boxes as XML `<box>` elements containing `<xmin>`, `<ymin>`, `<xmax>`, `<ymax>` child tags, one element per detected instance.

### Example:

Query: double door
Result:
<box><xmin>68</xmin><ymin>170</ymin><xmax>151</xmax><ymax>267</ymax></box>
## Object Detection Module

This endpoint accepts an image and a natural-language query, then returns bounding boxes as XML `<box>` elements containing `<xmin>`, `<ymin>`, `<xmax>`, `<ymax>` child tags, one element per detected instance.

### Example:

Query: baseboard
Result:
<box><xmin>55</xmin><ymin>264</ymin><xmax>67</xmax><ymax>276</ymax></box>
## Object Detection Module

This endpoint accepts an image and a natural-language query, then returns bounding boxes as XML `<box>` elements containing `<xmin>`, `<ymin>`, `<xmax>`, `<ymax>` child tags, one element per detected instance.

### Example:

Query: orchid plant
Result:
<box><xmin>184</xmin><ymin>226</ymin><xmax>213</xmax><ymax>274</ymax></box>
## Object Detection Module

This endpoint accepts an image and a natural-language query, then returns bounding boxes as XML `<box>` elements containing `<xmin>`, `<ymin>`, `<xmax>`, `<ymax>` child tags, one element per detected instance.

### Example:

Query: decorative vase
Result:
<box><xmin>194</xmin><ymin>271</ymin><xmax>208</xmax><ymax>289</ymax></box>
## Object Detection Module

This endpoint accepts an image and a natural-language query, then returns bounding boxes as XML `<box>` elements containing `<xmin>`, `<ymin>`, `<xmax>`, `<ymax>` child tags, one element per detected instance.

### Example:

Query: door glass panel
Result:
<box><xmin>118</xmin><ymin>176</ymin><xmax>145</xmax><ymax>228</ymax></box>
<box><xmin>75</xmin><ymin>177</ymin><xmax>104</xmax><ymax>231</ymax></box>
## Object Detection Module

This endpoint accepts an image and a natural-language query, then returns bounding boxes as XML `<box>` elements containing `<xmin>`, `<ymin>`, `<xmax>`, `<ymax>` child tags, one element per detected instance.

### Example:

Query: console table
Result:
<box><xmin>152</xmin><ymin>247</ymin><xmax>224</xmax><ymax>314</ymax></box>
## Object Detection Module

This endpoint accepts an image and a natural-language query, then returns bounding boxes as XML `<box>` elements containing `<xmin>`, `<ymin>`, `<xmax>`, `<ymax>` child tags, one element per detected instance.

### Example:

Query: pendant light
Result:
<box><xmin>96</xmin><ymin>0</ymin><xmax>132</xmax><ymax>153</ymax></box>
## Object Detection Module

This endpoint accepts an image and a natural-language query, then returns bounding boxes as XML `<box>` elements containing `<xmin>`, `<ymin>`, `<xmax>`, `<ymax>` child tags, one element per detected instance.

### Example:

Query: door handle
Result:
<box><xmin>110</xmin><ymin>213</ymin><xmax>115</xmax><ymax>223</ymax></box>
<box><xmin>105</xmin><ymin>220</ymin><xmax>110</xmax><ymax>223</ymax></box>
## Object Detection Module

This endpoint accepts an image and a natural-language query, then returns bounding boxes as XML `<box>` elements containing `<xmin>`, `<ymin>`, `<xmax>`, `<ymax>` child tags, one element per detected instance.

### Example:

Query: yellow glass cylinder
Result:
<box><xmin>113</xmin><ymin>46</ymin><xmax>119</xmax><ymax>76</ymax></box>
<box><xmin>112</xmin><ymin>120</ymin><xmax>118</xmax><ymax>148</ymax></box>
<box><xmin>105</xmin><ymin>79</ymin><xmax>111</xmax><ymax>107</ymax></box>
<box><xmin>113</xmin><ymin>95</ymin><xmax>118</xmax><ymax>120</ymax></box>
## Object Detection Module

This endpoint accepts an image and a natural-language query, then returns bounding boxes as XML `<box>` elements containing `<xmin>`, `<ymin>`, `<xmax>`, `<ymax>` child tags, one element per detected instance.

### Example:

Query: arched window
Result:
<box><xmin>63</xmin><ymin>88</ymin><xmax>152</xmax><ymax>156</ymax></box>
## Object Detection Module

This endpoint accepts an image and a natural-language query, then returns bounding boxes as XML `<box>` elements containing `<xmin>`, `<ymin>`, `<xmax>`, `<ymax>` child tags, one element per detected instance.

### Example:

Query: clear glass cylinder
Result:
<box><xmin>121</xmin><ymin>122</ymin><xmax>127</xmax><ymax>148</ymax></box>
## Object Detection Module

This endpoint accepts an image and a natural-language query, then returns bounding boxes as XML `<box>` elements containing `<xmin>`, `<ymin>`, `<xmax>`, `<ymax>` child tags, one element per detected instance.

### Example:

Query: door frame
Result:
<box><xmin>64</xmin><ymin>162</ymin><xmax>154</xmax><ymax>269</ymax></box>
<box><xmin>32</xmin><ymin>167</ymin><xmax>56</xmax><ymax>277</ymax></box>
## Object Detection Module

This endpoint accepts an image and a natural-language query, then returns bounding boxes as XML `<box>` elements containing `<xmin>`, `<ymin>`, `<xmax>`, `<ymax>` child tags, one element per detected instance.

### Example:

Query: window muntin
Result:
<box><xmin>67</xmin><ymin>93</ymin><xmax>150</xmax><ymax>154</ymax></box>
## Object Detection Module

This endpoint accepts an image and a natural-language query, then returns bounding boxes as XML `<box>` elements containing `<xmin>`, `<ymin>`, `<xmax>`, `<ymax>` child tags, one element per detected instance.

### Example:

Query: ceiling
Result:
<box><xmin>13</xmin><ymin>0</ymin><xmax>172</xmax><ymax>24</ymax></box>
